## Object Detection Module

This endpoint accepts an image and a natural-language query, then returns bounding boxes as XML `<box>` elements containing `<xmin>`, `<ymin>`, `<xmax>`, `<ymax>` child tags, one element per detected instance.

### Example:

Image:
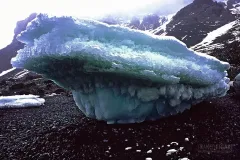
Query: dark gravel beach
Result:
<box><xmin>0</xmin><ymin>72</ymin><xmax>240</xmax><ymax>160</ymax></box>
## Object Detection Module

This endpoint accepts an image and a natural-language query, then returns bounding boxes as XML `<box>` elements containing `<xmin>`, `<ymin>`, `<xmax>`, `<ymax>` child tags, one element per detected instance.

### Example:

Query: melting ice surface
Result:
<box><xmin>11</xmin><ymin>14</ymin><xmax>230</xmax><ymax>124</ymax></box>
<box><xmin>0</xmin><ymin>95</ymin><xmax>45</xmax><ymax>109</ymax></box>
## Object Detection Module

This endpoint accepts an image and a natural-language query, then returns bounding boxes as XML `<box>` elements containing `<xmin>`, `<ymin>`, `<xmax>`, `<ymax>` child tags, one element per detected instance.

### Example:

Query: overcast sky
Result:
<box><xmin>0</xmin><ymin>0</ymin><xmax>191</xmax><ymax>49</ymax></box>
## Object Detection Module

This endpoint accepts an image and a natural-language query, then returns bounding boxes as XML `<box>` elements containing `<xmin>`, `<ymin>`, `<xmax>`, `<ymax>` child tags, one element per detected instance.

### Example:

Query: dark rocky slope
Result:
<box><xmin>191</xmin><ymin>20</ymin><xmax>240</xmax><ymax>79</ymax></box>
<box><xmin>100</xmin><ymin>0</ymin><xmax>239</xmax><ymax>48</ymax></box>
<box><xmin>163</xmin><ymin>0</ymin><xmax>236</xmax><ymax>47</ymax></box>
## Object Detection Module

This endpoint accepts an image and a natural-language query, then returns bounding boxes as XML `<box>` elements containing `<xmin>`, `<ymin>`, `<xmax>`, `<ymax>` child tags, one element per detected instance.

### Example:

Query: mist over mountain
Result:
<box><xmin>0</xmin><ymin>13</ymin><xmax>37</xmax><ymax>73</ymax></box>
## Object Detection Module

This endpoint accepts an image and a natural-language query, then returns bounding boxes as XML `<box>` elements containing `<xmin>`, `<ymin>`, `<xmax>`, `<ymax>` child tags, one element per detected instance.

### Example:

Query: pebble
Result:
<box><xmin>147</xmin><ymin>150</ymin><xmax>152</xmax><ymax>154</ymax></box>
<box><xmin>125</xmin><ymin>147</ymin><xmax>132</xmax><ymax>150</ymax></box>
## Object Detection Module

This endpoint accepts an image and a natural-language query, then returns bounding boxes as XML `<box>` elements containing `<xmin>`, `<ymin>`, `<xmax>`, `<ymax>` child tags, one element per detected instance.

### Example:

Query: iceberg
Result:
<box><xmin>11</xmin><ymin>14</ymin><xmax>230</xmax><ymax>124</ymax></box>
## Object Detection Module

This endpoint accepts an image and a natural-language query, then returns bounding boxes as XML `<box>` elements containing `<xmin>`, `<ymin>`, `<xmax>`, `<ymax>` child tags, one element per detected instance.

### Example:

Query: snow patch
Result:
<box><xmin>13</xmin><ymin>69</ymin><xmax>29</xmax><ymax>79</ymax></box>
<box><xmin>45</xmin><ymin>93</ymin><xmax>59</xmax><ymax>97</ymax></box>
<box><xmin>181</xmin><ymin>35</ymin><xmax>187</xmax><ymax>40</ymax></box>
<box><xmin>192</xmin><ymin>21</ymin><xmax>236</xmax><ymax>49</ymax></box>
<box><xmin>213</xmin><ymin>0</ymin><xmax>228</xmax><ymax>5</ymax></box>
<box><xmin>152</xmin><ymin>14</ymin><xmax>175</xmax><ymax>35</ymax></box>
<box><xmin>230</xmin><ymin>6</ymin><xmax>240</xmax><ymax>14</ymax></box>
<box><xmin>0</xmin><ymin>68</ymin><xmax>16</xmax><ymax>77</ymax></box>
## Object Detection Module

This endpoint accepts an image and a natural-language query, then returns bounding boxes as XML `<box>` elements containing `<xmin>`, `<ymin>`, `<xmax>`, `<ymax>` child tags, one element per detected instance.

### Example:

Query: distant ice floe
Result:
<box><xmin>0</xmin><ymin>95</ymin><xmax>45</xmax><ymax>109</ymax></box>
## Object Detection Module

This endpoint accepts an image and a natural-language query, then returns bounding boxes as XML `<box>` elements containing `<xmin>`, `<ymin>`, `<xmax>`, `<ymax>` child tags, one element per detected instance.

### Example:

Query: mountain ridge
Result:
<box><xmin>163</xmin><ymin>0</ymin><xmax>236</xmax><ymax>47</ymax></box>
<box><xmin>0</xmin><ymin>0</ymin><xmax>239</xmax><ymax>75</ymax></box>
<box><xmin>0</xmin><ymin>13</ymin><xmax>37</xmax><ymax>73</ymax></box>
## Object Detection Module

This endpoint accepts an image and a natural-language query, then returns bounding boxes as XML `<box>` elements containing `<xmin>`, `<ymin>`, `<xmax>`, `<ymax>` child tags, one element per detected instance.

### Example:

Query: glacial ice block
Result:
<box><xmin>11</xmin><ymin>14</ymin><xmax>230</xmax><ymax>124</ymax></box>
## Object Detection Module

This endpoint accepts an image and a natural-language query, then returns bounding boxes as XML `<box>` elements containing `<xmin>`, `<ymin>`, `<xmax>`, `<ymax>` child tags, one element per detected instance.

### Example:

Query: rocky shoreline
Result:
<box><xmin>0</xmin><ymin>70</ymin><xmax>239</xmax><ymax>160</ymax></box>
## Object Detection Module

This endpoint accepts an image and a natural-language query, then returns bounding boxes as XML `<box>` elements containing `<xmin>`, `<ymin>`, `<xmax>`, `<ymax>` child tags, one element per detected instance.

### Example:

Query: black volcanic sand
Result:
<box><xmin>0</xmin><ymin>74</ymin><xmax>240</xmax><ymax>160</ymax></box>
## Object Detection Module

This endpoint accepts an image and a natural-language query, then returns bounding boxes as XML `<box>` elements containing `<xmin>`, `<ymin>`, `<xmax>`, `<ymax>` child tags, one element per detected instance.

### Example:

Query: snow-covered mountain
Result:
<box><xmin>213</xmin><ymin>0</ymin><xmax>240</xmax><ymax>14</ymax></box>
<box><xmin>189</xmin><ymin>0</ymin><xmax>240</xmax><ymax>53</ymax></box>
<box><xmin>191</xmin><ymin>20</ymin><xmax>238</xmax><ymax>52</ymax></box>
<box><xmin>127</xmin><ymin>14</ymin><xmax>169</xmax><ymax>32</ymax></box>
<box><xmin>187</xmin><ymin>0</ymin><xmax>240</xmax><ymax>79</ymax></box>
<box><xmin>0</xmin><ymin>0</ymin><xmax>240</xmax><ymax>74</ymax></box>
<box><xmin>163</xmin><ymin>0</ymin><xmax>237</xmax><ymax>47</ymax></box>
<box><xmin>192</xmin><ymin>20</ymin><xmax>240</xmax><ymax>78</ymax></box>
<box><xmin>151</xmin><ymin>14</ymin><xmax>175</xmax><ymax>35</ymax></box>
<box><xmin>101</xmin><ymin>14</ymin><xmax>173</xmax><ymax>33</ymax></box>
<box><xmin>101</xmin><ymin>0</ymin><xmax>239</xmax><ymax>48</ymax></box>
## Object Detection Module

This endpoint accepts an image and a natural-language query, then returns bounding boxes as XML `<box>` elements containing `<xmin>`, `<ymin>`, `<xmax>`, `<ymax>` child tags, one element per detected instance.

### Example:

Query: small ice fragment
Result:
<box><xmin>147</xmin><ymin>150</ymin><xmax>152</xmax><ymax>153</ymax></box>
<box><xmin>171</xmin><ymin>142</ymin><xmax>178</xmax><ymax>145</ymax></box>
<box><xmin>166</xmin><ymin>149</ymin><xmax>177</xmax><ymax>156</ymax></box>
<box><xmin>46</xmin><ymin>93</ymin><xmax>58</xmax><ymax>97</ymax></box>
<box><xmin>179</xmin><ymin>158</ymin><xmax>190</xmax><ymax>160</ymax></box>
<box><xmin>125</xmin><ymin>147</ymin><xmax>132</xmax><ymax>150</ymax></box>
